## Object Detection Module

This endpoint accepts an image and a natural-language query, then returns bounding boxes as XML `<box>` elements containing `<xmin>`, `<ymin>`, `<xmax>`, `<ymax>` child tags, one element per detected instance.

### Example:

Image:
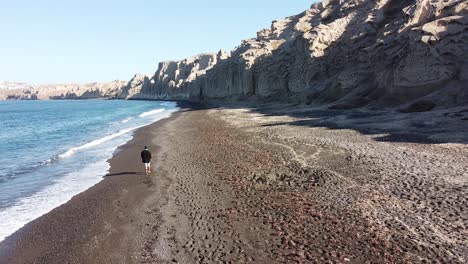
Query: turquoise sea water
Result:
<box><xmin>0</xmin><ymin>100</ymin><xmax>178</xmax><ymax>242</ymax></box>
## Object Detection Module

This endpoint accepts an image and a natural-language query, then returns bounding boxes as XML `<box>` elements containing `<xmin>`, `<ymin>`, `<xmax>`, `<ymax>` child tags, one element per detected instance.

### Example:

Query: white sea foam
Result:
<box><xmin>0</xmin><ymin>104</ymin><xmax>179</xmax><ymax>243</ymax></box>
<box><xmin>40</xmin><ymin>158</ymin><xmax>54</xmax><ymax>165</ymax></box>
<box><xmin>139</xmin><ymin>108</ymin><xmax>165</xmax><ymax>117</ymax></box>
<box><xmin>122</xmin><ymin>117</ymin><xmax>134</xmax><ymax>123</ymax></box>
<box><xmin>59</xmin><ymin>107</ymin><xmax>169</xmax><ymax>159</ymax></box>
<box><xmin>58</xmin><ymin>127</ymin><xmax>139</xmax><ymax>159</ymax></box>
<box><xmin>0</xmin><ymin>161</ymin><xmax>109</xmax><ymax>242</ymax></box>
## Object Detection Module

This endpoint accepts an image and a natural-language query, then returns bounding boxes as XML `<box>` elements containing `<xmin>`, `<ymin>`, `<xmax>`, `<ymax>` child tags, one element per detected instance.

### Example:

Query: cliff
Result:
<box><xmin>140</xmin><ymin>0</ymin><xmax>467</xmax><ymax>110</ymax></box>
<box><xmin>0</xmin><ymin>80</ymin><xmax>129</xmax><ymax>100</ymax></box>
<box><xmin>2</xmin><ymin>0</ymin><xmax>467</xmax><ymax>111</ymax></box>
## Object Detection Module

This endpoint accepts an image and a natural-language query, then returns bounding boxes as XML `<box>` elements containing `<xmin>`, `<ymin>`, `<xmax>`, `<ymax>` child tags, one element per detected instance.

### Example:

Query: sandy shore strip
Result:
<box><xmin>0</xmin><ymin>103</ymin><xmax>186</xmax><ymax>264</ymax></box>
<box><xmin>1</xmin><ymin>102</ymin><xmax>467</xmax><ymax>263</ymax></box>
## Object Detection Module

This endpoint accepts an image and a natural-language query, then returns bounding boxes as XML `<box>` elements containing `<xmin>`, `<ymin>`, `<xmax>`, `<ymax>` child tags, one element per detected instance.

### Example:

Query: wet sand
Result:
<box><xmin>0</xmin><ymin>107</ymin><xmax>180</xmax><ymax>264</ymax></box>
<box><xmin>1</xmin><ymin>103</ymin><xmax>467</xmax><ymax>263</ymax></box>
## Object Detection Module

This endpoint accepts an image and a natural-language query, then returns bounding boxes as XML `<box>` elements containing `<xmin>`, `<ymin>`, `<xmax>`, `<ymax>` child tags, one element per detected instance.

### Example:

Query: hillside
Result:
<box><xmin>0</xmin><ymin>81</ymin><xmax>129</xmax><ymax>100</ymax></box>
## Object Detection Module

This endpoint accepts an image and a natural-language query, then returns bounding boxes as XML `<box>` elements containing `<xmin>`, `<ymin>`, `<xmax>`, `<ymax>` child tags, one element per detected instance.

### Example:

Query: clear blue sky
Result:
<box><xmin>0</xmin><ymin>0</ymin><xmax>316</xmax><ymax>84</ymax></box>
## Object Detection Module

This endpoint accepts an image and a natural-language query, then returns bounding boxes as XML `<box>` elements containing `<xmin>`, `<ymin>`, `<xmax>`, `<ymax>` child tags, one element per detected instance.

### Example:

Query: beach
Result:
<box><xmin>1</xmin><ymin>102</ymin><xmax>467</xmax><ymax>263</ymax></box>
<box><xmin>0</xmin><ymin>0</ymin><xmax>466</xmax><ymax>262</ymax></box>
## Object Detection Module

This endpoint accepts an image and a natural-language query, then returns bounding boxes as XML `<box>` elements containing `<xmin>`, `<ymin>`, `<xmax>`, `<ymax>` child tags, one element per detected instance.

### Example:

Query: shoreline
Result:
<box><xmin>0</xmin><ymin>102</ymin><xmax>186</xmax><ymax>263</ymax></box>
<box><xmin>1</xmin><ymin>101</ymin><xmax>467</xmax><ymax>263</ymax></box>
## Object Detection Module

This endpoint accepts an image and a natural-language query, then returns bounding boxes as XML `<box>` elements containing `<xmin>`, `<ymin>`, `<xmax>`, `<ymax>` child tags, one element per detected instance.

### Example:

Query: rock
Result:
<box><xmin>118</xmin><ymin>74</ymin><xmax>153</xmax><ymax>99</ymax></box>
<box><xmin>409</xmin><ymin>0</ymin><xmax>435</xmax><ymax>26</ymax></box>
<box><xmin>322</xmin><ymin>0</ymin><xmax>339</xmax><ymax>9</ymax></box>
<box><xmin>421</xmin><ymin>15</ymin><xmax>468</xmax><ymax>40</ymax></box>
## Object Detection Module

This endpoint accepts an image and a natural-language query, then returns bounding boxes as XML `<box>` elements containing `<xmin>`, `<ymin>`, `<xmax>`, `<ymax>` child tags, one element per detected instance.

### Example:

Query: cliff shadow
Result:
<box><xmin>171</xmin><ymin>0</ymin><xmax>468</xmax><ymax>144</ymax></box>
<box><xmin>241</xmin><ymin>0</ymin><xmax>468</xmax><ymax>144</ymax></box>
<box><xmin>182</xmin><ymin>101</ymin><xmax>468</xmax><ymax>144</ymax></box>
<box><xmin>252</xmin><ymin>104</ymin><xmax>468</xmax><ymax>144</ymax></box>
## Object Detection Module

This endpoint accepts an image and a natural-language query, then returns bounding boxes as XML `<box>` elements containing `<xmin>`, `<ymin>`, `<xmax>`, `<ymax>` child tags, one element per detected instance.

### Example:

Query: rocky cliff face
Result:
<box><xmin>0</xmin><ymin>82</ymin><xmax>36</xmax><ymax>100</ymax></box>
<box><xmin>146</xmin><ymin>53</ymin><xmax>228</xmax><ymax>99</ymax></box>
<box><xmin>0</xmin><ymin>80</ymin><xmax>129</xmax><ymax>100</ymax></box>
<box><xmin>139</xmin><ymin>0</ymin><xmax>467</xmax><ymax>110</ymax></box>
<box><xmin>2</xmin><ymin>0</ymin><xmax>466</xmax><ymax>110</ymax></box>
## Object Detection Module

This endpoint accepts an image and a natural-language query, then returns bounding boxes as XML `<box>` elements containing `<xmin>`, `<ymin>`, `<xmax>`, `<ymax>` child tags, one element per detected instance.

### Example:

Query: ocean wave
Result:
<box><xmin>1</xmin><ymin>160</ymin><xmax>54</xmax><ymax>183</ymax></box>
<box><xmin>0</xmin><ymin>102</ymin><xmax>180</xmax><ymax>243</ymax></box>
<box><xmin>0</xmin><ymin>161</ymin><xmax>109</xmax><ymax>242</ymax></box>
<box><xmin>121</xmin><ymin>117</ymin><xmax>134</xmax><ymax>123</ymax></box>
<box><xmin>139</xmin><ymin>108</ymin><xmax>165</xmax><ymax>117</ymax></box>
<box><xmin>41</xmin><ymin>158</ymin><xmax>56</xmax><ymax>165</ymax></box>
<box><xmin>0</xmin><ymin>173</ymin><xmax>16</xmax><ymax>183</ymax></box>
<box><xmin>58</xmin><ymin>126</ymin><xmax>139</xmax><ymax>159</ymax></box>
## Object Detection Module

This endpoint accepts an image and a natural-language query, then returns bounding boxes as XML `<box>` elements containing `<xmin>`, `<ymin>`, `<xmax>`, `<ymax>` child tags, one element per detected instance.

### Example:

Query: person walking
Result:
<box><xmin>141</xmin><ymin>146</ymin><xmax>152</xmax><ymax>175</ymax></box>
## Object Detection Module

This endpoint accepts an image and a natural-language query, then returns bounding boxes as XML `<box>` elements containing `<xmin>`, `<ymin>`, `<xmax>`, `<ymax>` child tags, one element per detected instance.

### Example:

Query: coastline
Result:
<box><xmin>0</xmin><ymin>103</ymin><xmax>184</xmax><ymax>263</ymax></box>
<box><xmin>0</xmin><ymin>101</ymin><xmax>467</xmax><ymax>263</ymax></box>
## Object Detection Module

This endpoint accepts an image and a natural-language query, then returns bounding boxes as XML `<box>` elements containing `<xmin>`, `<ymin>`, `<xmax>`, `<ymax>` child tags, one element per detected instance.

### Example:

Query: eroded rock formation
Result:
<box><xmin>1</xmin><ymin>0</ymin><xmax>467</xmax><ymax>110</ymax></box>
<box><xmin>139</xmin><ymin>0</ymin><xmax>467</xmax><ymax>110</ymax></box>
<box><xmin>0</xmin><ymin>81</ymin><xmax>129</xmax><ymax>100</ymax></box>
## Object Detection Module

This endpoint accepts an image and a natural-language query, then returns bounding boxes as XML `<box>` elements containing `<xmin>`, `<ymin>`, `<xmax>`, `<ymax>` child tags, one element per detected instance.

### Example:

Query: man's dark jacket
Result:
<box><xmin>141</xmin><ymin>150</ymin><xmax>152</xmax><ymax>163</ymax></box>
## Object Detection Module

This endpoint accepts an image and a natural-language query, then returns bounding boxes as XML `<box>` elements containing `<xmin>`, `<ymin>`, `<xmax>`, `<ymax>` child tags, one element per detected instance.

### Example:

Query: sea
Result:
<box><xmin>0</xmin><ymin>99</ymin><xmax>179</xmax><ymax>242</ymax></box>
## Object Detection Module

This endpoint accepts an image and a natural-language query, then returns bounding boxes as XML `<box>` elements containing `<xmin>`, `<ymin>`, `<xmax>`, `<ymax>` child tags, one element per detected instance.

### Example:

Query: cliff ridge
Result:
<box><xmin>2</xmin><ymin>0</ymin><xmax>467</xmax><ymax>111</ymax></box>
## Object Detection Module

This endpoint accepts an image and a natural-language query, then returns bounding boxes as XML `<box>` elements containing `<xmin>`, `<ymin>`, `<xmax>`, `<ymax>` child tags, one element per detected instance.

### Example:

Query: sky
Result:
<box><xmin>0</xmin><ymin>0</ymin><xmax>316</xmax><ymax>84</ymax></box>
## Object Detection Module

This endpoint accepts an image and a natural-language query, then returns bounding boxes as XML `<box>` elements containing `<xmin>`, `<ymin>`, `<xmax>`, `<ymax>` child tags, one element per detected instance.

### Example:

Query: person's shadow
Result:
<box><xmin>104</xmin><ymin>172</ymin><xmax>145</xmax><ymax>177</ymax></box>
